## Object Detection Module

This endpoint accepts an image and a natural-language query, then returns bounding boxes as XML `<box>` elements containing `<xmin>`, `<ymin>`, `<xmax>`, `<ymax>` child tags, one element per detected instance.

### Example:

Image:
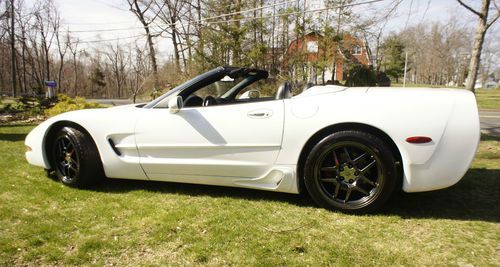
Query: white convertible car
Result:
<box><xmin>25</xmin><ymin>66</ymin><xmax>480</xmax><ymax>213</ymax></box>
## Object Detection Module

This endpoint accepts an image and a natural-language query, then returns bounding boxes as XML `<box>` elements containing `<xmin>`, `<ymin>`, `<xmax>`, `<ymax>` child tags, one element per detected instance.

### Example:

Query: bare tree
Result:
<box><xmin>154</xmin><ymin>0</ymin><xmax>186</xmax><ymax>72</ymax></box>
<box><xmin>33</xmin><ymin>0</ymin><xmax>57</xmax><ymax>84</ymax></box>
<box><xmin>127</xmin><ymin>0</ymin><xmax>160</xmax><ymax>92</ymax></box>
<box><xmin>456</xmin><ymin>0</ymin><xmax>500</xmax><ymax>92</ymax></box>
<box><xmin>130</xmin><ymin>42</ymin><xmax>149</xmax><ymax>103</ymax></box>
<box><xmin>67</xmin><ymin>37</ymin><xmax>80</xmax><ymax>96</ymax></box>
<box><xmin>105</xmin><ymin>42</ymin><xmax>128</xmax><ymax>98</ymax></box>
<box><xmin>54</xmin><ymin>20</ymin><xmax>69</xmax><ymax>94</ymax></box>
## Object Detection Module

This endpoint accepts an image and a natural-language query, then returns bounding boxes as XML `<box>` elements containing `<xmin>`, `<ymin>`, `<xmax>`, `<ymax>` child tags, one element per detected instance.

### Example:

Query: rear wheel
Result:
<box><xmin>304</xmin><ymin>130</ymin><xmax>398</xmax><ymax>213</ymax></box>
<box><xmin>50</xmin><ymin>126</ymin><xmax>104</xmax><ymax>188</ymax></box>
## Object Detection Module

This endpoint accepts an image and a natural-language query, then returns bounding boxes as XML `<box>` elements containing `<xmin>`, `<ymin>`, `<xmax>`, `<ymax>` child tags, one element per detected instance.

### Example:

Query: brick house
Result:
<box><xmin>285</xmin><ymin>31</ymin><xmax>371</xmax><ymax>83</ymax></box>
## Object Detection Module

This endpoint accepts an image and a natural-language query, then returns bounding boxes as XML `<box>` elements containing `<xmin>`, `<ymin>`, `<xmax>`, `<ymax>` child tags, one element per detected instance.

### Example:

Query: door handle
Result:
<box><xmin>247</xmin><ymin>109</ymin><xmax>273</xmax><ymax>119</ymax></box>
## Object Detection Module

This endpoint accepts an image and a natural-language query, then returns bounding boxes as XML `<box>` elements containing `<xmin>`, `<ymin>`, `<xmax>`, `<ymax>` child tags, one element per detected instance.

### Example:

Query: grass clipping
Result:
<box><xmin>45</xmin><ymin>94</ymin><xmax>106</xmax><ymax>117</ymax></box>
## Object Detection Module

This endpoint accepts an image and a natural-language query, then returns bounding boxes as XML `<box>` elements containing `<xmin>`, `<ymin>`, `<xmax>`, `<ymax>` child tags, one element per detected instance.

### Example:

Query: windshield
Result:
<box><xmin>143</xmin><ymin>67</ymin><xmax>225</xmax><ymax>109</ymax></box>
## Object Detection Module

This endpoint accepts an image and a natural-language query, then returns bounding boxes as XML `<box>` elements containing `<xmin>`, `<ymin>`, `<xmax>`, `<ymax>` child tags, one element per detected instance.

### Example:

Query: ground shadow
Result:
<box><xmin>87</xmin><ymin>176</ymin><xmax>314</xmax><ymax>208</ymax></box>
<box><xmin>383</xmin><ymin>168</ymin><xmax>500</xmax><ymax>222</ymax></box>
<box><xmin>0</xmin><ymin>133</ymin><xmax>27</xmax><ymax>141</ymax></box>
<box><xmin>0</xmin><ymin>123</ymin><xmax>34</xmax><ymax>128</ymax></box>
<box><xmin>81</xmin><ymin>168</ymin><xmax>499</xmax><ymax>223</ymax></box>
<box><xmin>481</xmin><ymin>133</ymin><xmax>500</xmax><ymax>142</ymax></box>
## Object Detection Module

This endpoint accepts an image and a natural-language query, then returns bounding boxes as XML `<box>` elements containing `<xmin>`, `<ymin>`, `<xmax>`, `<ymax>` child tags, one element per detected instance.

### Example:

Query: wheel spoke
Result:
<box><xmin>58</xmin><ymin>141</ymin><xmax>65</xmax><ymax>156</ymax></box>
<box><xmin>320</xmin><ymin>178</ymin><xmax>338</xmax><ymax>183</ymax></box>
<box><xmin>354</xmin><ymin>186</ymin><xmax>370</xmax><ymax>196</ymax></box>
<box><xmin>344</xmin><ymin>188</ymin><xmax>352</xmax><ymax>203</ymax></box>
<box><xmin>352</xmin><ymin>152</ymin><xmax>368</xmax><ymax>164</ymax></box>
<box><xmin>58</xmin><ymin>162</ymin><xmax>66</xmax><ymax>172</ymax></box>
<box><xmin>69</xmin><ymin>163</ymin><xmax>78</xmax><ymax>172</ymax></box>
<box><xmin>361</xmin><ymin>160</ymin><xmax>377</xmax><ymax>174</ymax></box>
<box><xmin>321</xmin><ymin>166</ymin><xmax>337</xmax><ymax>172</ymax></box>
<box><xmin>343</xmin><ymin>147</ymin><xmax>352</xmax><ymax>162</ymax></box>
<box><xmin>61</xmin><ymin>138</ymin><xmax>68</xmax><ymax>150</ymax></box>
<box><xmin>333</xmin><ymin>150</ymin><xmax>340</xmax><ymax>167</ymax></box>
<box><xmin>334</xmin><ymin>183</ymin><xmax>341</xmax><ymax>198</ymax></box>
<box><xmin>359</xmin><ymin>174</ymin><xmax>377</xmax><ymax>187</ymax></box>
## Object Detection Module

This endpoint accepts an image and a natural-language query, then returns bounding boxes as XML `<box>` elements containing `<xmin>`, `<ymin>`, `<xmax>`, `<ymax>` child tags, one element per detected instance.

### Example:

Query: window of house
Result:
<box><xmin>307</xmin><ymin>41</ymin><xmax>319</xmax><ymax>53</ymax></box>
<box><xmin>351</xmin><ymin>45</ymin><xmax>362</xmax><ymax>55</ymax></box>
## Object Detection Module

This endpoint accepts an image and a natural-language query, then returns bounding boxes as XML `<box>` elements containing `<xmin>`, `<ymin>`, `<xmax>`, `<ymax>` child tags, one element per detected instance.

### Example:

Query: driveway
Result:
<box><xmin>480</xmin><ymin>110</ymin><xmax>500</xmax><ymax>135</ymax></box>
<box><xmin>87</xmin><ymin>99</ymin><xmax>135</xmax><ymax>106</ymax></box>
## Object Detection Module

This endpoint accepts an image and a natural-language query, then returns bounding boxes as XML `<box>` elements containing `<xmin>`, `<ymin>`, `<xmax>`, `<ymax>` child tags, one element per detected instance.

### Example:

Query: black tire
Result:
<box><xmin>50</xmin><ymin>126</ymin><xmax>104</xmax><ymax>188</ymax></box>
<box><xmin>304</xmin><ymin>130</ymin><xmax>398</xmax><ymax>213</ymax></box>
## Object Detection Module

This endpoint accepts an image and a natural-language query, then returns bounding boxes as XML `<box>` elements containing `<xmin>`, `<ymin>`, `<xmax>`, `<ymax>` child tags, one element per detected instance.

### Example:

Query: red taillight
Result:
<box><xmin>406</xmin><ymin>136</ymin><xmax>433</xmax><ymax>144</ymax></box>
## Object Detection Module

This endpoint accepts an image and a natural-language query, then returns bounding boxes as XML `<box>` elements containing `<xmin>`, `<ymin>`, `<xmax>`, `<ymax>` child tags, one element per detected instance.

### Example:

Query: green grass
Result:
<box><xmin>476</xmin><ymin>89</ymin><xmax>500</xmax><ymax>110</ymax></box>
<box><xmin>1</xmin><ymin>124</ymin><xmax>499</xmax><ymax>266</ymax></box>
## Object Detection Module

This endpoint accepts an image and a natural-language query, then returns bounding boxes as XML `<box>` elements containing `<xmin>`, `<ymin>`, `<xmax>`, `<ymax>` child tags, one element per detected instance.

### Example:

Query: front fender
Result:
<box><xmin>25</xmin><ymin>107</ymin><xmax>148</xmax><ymax>180</ymax></box>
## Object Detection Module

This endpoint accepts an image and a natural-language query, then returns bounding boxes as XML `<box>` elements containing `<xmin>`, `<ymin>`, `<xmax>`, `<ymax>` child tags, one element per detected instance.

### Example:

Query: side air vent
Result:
<box><xmin>108</xmin><ymin>138</ymin><xmax>122</xmax><ymax>156</ymax></box>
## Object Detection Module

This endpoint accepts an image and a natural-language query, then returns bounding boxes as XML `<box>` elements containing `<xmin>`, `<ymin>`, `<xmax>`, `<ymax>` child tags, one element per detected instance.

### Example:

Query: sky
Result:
<box><xmin>35</xmin><ymin>0</ymin><xmax>499</xmax><ymax>62</ymax></box>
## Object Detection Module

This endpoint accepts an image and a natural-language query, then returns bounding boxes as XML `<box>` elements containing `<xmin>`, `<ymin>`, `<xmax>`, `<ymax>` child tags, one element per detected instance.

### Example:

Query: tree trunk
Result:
<box><xmin>145</xmin><ymin>26</ymin><xmax>159</xmax><ymax>89</ymax></box>
<box><xmin>171</xmin><ymin>22</ymin><xmax>181</xmax><ymax>72</ymax></box>
<box><xmin>465</xmin><ymin>17</ymin><xmax>488</xmax><ymax>92</ymax></box>
<box><xmin>457</xmin><ymin>0</ymin><xmax>498</xmax><ymax>93</ymax></box>
<box><xmin>73</xmin><ymin>53</ymin><xmax>78</xmax><ymax>96</ymax></box>
<box><xmin>10</xmin><ymin>0</ymin><xmax>16</xmax><ymax>97</ymax></box>
<box><xmin>130</xmin><ymin>0</ymin><xmax>159</xmax><ymax>91</ymax></box>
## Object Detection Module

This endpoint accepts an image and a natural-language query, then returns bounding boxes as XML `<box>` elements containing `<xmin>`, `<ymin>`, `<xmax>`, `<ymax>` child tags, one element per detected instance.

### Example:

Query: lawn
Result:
<box><xmin>0</xmin><ymin>124</ymin><xmax>499</xmax><ymax>266</ymax></box>
<box><xmin>476</xmin><ymin>89</ymin><xmax>500</xmax><ymax>110</ymax></box>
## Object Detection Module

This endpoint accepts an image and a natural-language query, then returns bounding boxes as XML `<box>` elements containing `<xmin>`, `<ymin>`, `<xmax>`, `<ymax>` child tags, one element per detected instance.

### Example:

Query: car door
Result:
<box><xmin>134</xmin><ymin>100</ymin><xmax>285</xmax><ymax>182</ymax></box>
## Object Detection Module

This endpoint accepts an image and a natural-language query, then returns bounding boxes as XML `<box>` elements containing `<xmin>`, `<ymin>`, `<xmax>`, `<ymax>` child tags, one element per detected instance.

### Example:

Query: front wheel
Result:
<box><xmin>50</xmin><ymin>126</ymin><xmax>104</xmax><ymax>188</ymax></box>
<box><xmin>304</xmin><ymin>130</ymin><xmax>398</xmax><ymax>213</ymax></box>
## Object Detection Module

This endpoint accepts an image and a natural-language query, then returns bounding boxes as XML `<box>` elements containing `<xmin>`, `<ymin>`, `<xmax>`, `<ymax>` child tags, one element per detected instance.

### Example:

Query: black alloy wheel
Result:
<box><xmin>304</xmin><ymin>130</ymin><xmax>398</xmax><ymax>213</ymax></box>
<box><xmin>54</xmin><ymin>134</ymin><xmax>80</xmax><ymax>184</ymax></box>
<box><xmin>50</xmin><ymin>126</ymin><xmax>104</xmax><ymax>188</ymax></box>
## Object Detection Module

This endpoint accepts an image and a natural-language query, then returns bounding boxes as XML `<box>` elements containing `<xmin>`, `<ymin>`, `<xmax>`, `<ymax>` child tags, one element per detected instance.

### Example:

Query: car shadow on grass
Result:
<box><xmin>383</xmin><ymin>168</ymin><xmax>500</xmax><ymax>222</ymax></box>
<box><xmin>0</xmin><ymin>133</ymin><xmax>27</xmax><ymax>141</ymax></box>
<box><xmin>82</xmin><ymin>168</ymin><xmax>500</xmax><ymax>223</ymax></box>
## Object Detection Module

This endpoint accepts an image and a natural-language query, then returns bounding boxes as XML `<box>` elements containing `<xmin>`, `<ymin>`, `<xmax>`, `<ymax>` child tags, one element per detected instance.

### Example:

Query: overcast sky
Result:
<box><xmin>36</xmin><ymin>0</ymin><xmax>499</xmax><ymax>62</ymax></box>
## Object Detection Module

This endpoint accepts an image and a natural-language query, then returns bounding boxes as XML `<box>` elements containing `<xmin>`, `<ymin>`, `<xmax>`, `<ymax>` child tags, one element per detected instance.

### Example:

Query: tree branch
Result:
<box><xmin>486</xmin><ymin>10</ymin><xmax>500</xmax><ymax>29</ymax></box>
<box><xmin>456</xmin><ymin>0</ymin><xmax>483</xmax><ymax>18</ymax></box>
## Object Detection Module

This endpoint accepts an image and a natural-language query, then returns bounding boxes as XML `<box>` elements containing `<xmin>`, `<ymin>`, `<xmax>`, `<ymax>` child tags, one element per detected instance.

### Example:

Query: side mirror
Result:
<box><xmin>169</xmin><ymin>96</ymin><xmax>183</xmax><ymax>114</ymax></box>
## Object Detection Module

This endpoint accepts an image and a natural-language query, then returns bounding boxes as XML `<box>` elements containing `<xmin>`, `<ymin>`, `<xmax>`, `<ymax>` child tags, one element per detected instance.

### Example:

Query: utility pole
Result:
<box><xmin>403</xmin><ymin>51</ymin><xmax>408</xmax><ymax>87</ymax></box>
<box><xmin>10</xmin><ymin>0</ymin><xmax>17</xmax><ymax>97</ymax></box>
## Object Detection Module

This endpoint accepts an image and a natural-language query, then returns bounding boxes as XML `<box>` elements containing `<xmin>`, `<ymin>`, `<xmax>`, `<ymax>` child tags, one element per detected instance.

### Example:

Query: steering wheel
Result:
<box><xmin>203</xmin><ymin>96</ymin><xmax>217</xmax><ymax>107</ymax></box>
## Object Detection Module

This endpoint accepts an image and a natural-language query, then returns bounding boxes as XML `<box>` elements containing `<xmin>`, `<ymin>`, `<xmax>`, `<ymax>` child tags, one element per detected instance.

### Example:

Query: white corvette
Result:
<box><xmin>25</xmin><ymin>66</ymin><xmax>480</xmax><ymax>213</ymax></box>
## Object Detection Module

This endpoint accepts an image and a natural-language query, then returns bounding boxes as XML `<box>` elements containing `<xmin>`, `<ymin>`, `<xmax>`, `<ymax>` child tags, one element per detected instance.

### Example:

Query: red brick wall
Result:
<box><xmin>285</xmin><ymin>33</ymin><xmax>371</xmax><ymax>81</ymax></box>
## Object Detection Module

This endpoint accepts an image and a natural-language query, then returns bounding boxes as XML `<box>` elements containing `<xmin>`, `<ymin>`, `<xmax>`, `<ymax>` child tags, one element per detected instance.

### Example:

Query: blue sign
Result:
<box><xmin>44</xmin><ymin>81</ymin><xmax>57</xmax><ymax>87</ymax></box>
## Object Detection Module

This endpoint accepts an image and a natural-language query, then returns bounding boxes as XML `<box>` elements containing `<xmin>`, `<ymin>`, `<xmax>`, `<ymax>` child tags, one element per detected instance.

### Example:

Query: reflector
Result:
<box><xmin>406</xmin><ymin>136</ymin><xmax>432</xmax><ymax>144</ymax></box>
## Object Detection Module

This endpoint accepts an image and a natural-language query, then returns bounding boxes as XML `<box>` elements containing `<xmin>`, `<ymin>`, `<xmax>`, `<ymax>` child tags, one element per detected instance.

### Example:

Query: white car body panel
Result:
<box><xmin>25</xmin><ymin>85</ymin><xmax>480</xmax><ymax>194</ymax></box>
<box><xmin>135</xmin><ymin>100</ymin><xmax>287</xmax><ymax>188</ymax></box>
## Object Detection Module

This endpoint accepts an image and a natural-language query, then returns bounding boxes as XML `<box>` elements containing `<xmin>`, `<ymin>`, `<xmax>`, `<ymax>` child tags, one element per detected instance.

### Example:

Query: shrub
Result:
<box><xmin>45</xmin><ymin>94</ymin><xmax>105</xmax><ymax>117</ymax></box>
<box><xmin>0</xmin><ymin>96</ymin><xmax>48</xmax><ymax>117</ymax></box>
<box><xmin>376</xmin><ymin>71</ymin><xmax>392</xmax><ymax>87</ymax></box>
<box><xmin>346</xmin><ymin>65</ymin><xmax>377</xmax><ymax>87</ymax></box>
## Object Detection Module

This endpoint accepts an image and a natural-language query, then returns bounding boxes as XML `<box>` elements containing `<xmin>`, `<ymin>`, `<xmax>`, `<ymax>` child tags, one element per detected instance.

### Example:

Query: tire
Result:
<box><xmin>50</xmin><ymin>126</ymin><xmax>104</xmax><ymax>188</ymax></box>
<box><xmin>304</xmin><ymin>130</ymin><xmax>398</xmax><ymax>213</ymax></box>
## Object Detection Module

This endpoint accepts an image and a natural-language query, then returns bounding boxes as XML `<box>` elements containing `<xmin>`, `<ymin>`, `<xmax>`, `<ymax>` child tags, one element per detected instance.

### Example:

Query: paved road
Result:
<box><xmin>87</xmin><ymin>99</ymin><xmax>135</xmax><ymax>106</ymax></box>
<box><xmin>480</xmin><ymin>110</ymin><xmax>500</xmax><ymax>135</ymax></box>
<box><xmin>88</xmin><ymin>99</ymin><xmax>500</xmax><ymax>135</ymax></box>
